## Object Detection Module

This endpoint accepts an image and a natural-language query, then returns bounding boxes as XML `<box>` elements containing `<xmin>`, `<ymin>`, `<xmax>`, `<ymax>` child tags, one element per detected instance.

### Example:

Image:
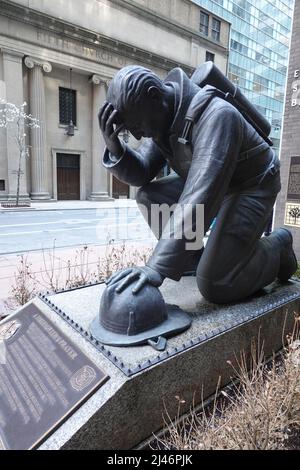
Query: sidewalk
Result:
<box><xmin>0</xmin><ymin>199</ymin><xmax>138</xmax><ymax>212</ymax></box>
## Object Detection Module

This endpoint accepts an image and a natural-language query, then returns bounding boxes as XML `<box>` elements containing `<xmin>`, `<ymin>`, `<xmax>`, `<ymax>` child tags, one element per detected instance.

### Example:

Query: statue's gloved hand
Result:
<box><xmin>98</xmin><ymin>101</ymin><xmax>125</xmax><ymax>158</ymax></box>
<box><xmin>106</xmin><ymin>266</ymin><xmax>165</xmax><ymax>294</ymax></box>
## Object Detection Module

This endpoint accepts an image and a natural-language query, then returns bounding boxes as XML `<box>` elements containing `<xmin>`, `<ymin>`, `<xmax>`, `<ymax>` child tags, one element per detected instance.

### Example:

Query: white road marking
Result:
<box><xmin>0</xmin><ymin>222</ymin><xmax>149</xmax><ymax>237</ymax></box>
<box><xmin>0</xmin><ymin>219</ymin><xmax>102</xmax><ymax>228</ymax></box>
<box><xmin>0</xmin><ymin>216</ymin><xmax>141</xmax><ymax>229</ymax></box>
<box><xmin>0</xmin><ymin>221</ymin><xmax>62</xmax><ymax>228</ymax></box>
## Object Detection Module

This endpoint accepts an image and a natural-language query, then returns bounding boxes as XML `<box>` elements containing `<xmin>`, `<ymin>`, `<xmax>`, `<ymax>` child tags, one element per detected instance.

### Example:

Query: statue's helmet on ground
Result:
<box><xmin>90</xmin><ymin>281</ymin><xmax>191</xmax><ymax>348</ymax></box>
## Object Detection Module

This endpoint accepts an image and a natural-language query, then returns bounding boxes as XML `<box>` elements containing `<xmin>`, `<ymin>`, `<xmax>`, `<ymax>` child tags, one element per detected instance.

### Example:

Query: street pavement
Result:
<box><xmin>0</xmin><ymin>206</ymin><xmax>155</xmax><ymax>255</ymax></box>
<box><xmin>0</xmin><ymin>202</ymin><xmax>156</xmax><ymax>312</ymax></box>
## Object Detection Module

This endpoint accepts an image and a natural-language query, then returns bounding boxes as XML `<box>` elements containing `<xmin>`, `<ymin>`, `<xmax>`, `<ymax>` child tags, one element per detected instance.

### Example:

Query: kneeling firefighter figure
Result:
<box><xmin>92</xmin><ymin>62</ymin><xmax>297</xmax><ymax>347</ymax></box>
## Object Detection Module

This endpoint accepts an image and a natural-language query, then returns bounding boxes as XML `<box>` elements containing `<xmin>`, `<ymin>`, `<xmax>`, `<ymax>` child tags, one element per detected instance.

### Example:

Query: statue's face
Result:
<box><xmin>120</xmin><ymin>95</ymin><xmax>171</xmax><ymax>141</ymax></box>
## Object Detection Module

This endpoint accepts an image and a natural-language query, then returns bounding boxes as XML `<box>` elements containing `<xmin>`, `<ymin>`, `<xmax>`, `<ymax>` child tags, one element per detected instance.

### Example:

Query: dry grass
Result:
<box><xmin>4</xmin><ymin>242</ymin><xmax>153</xmax><ymax>312</ymax></box>
<box><xmin>5</xmin><ymin>255</ymin><xmax>37</xmax><ymax>311</ymax></box>
<box><xmin>158</xmin><ymin>317</ymin><xmax>300</xmax><ymax>450</ymax></box>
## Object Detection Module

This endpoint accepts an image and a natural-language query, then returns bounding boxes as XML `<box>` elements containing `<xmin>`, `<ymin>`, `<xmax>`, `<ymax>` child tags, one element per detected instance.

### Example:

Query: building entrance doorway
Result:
<box><xmin>57</xmin><ymin>153</ymin><xmax>80</xmax><ymax>200</ymax></box>
<box><xmin>112</xmin><ymin>176</ymin><xmax>129</xmax><ymax>199</ymax></box>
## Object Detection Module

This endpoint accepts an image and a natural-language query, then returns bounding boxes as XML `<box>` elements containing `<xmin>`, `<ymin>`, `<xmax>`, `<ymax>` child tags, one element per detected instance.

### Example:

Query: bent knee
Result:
<box><xmin>196</xmin><ymin>276</ymin><xmax>234</xmax><ymax>304</ymax></box>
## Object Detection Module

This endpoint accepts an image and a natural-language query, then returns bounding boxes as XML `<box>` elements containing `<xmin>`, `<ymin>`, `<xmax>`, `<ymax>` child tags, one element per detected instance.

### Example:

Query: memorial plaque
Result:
<box><xmin>287</xmin><ymin>156</ymin><xmax>300</xmax><ymax>201</ymax></box>
<box><xmin>0</xmin><ymin>305</ymin><xmax>108</xmax><ymax>450</ymax></box>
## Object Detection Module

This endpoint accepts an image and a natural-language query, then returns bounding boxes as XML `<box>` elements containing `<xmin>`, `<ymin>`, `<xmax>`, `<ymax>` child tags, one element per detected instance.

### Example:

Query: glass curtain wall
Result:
<box><xmin>192</xmin><ymin>0</ymin><xmax>294</xmax><ymax>156</ymax></box>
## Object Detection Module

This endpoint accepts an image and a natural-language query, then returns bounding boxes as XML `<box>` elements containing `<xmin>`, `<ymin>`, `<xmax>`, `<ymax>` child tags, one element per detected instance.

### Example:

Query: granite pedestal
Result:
<box><xmin>7</xmin><ymin>277</ymin><xmax>300</xmax><ymax>449</ymax></box>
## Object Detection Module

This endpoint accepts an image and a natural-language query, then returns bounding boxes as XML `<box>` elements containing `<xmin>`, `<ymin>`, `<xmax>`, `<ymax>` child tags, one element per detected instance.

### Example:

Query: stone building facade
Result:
<box><xmin>0</xmin><ymin>0</ymin><xmax>229</xmax><ymax>202</ymax></box>
<box><xmin>274</xmin><ymin>0</ymin><xmax>300</xmax><ymax>257</ymax></box>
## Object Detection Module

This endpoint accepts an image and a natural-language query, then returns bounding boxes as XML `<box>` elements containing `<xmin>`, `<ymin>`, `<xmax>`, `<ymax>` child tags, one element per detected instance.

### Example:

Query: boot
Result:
<box><xmin>271</xmin><ymin>228</ymin><xmax>298</xmax><ymax>281</ymax></box>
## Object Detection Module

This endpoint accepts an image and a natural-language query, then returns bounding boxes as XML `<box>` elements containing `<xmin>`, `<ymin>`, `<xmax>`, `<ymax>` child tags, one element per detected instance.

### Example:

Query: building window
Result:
<box><xmin>206</xmin><ymin>51</ymin><xmax>215</xmax><ymax>62</ymax></box>
<box><xmin>200</xmin><ymin>11</ymin><xmax>209</xmax><ymax>36</ymax></box>
<box><xmin>261</xmin><ymin>24</ymin><xmax>274</xmax><ymax>37</ymax></box>
<box><xmin>253</xmin><ymin>74</ymin><xmax>269</xmax><ymax>94</ymax></box>
<box><xmin>229</xmin><ymin>71</ymin><xmax>240</xmax><ymax>86</ymax></box>
<box><xmin>231</xmin><ymin>39</ymin><xmax>249</xmax><ymax>56</ymax></box>
<box><xmin>59</xmin><ymin>87</ymin><xmax>77</xmax><ymax>126</ymax></box>
<box><xmin>228</xmin><ymin>64</ymin><xmax>247</xmax><ymax>88</ymax></box>
<box><xmin>232</xmin><ymin>0</ymin><xmax>250</xmax><ymax>21</ymax></box>
<box><xmin>0</xmin><ymin>180</ymin><xmax>5</xmax><ymax>191</ymax></box>
<box><xmin>255</xmin><ymin>51</ymin><xmax>270</xmax><ymax>65</ymax></box>
<box><xmin>212</xmin><ymin>18</ymin><xmax>221</xmax><ymax>42</ymax></box>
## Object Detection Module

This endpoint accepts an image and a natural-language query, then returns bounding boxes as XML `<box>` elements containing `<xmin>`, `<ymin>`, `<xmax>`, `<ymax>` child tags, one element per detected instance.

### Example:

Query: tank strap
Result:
<box><xmin>178</xmin><ymin>86</ymin><xmax>221</xmax><ymax>146</ymax></box>
<box><xmin>178</xmin><ymin>86</ymin><xmax>273</xmax><ymax>149</ymax></box>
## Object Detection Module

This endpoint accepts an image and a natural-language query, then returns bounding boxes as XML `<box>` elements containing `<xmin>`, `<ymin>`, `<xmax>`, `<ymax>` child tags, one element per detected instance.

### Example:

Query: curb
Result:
<box><xmin>0</xmin><ymin>204</ymin><xmax>138</xmax><ymax>213</ymax></box>
<box><xmin>1</xmin><ymin>208</ymin><xmax>36</xmax><ymax>212</ymax></box>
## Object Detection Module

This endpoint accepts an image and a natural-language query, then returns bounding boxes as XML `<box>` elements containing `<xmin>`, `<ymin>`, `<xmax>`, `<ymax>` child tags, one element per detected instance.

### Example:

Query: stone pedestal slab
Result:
<box><xmin>6</xmin><ymin>277</ymin><xmax>300</xmax><ymax>449</ymax></box>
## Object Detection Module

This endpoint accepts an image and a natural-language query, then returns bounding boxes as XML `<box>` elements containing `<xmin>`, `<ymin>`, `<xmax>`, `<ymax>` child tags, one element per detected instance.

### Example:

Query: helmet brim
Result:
<box><xmin>90</xmin><ymin>304</ymin><xmax>191</xmax><ymax>347</ymax></box>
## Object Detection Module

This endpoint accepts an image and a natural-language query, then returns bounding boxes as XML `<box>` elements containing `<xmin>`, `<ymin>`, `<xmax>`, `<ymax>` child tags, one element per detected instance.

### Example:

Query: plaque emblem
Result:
<box><xmin>70</xmin><ymin>365</ymin><xmax>97</xmax><ymax>392</ymax></box>
<box><xmin>0</xmin><ymin>320</ymin><xmax>21</xmax><ymax>341</ymax></box>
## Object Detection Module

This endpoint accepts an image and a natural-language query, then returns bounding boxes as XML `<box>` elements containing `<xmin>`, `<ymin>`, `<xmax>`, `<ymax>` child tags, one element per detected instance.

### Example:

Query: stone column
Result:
<box><xmin>25</xmin><ymin>56</ymin><xmax>52</xmax><ymax>200</ymax></box>
<box><xmin>89</xmin><ymin>74</ymin><xmax>112</xmax><ymax>201</ymax></box>
<box><xmin>1</xmin><ymin>49</ymin><xmax>29</xmax><ymax>201</ymax></box>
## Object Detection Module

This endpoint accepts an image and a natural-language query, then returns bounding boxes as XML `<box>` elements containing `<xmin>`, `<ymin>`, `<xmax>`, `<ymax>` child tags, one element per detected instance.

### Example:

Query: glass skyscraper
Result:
<box><xmin>192</xmin><ymin>0</ymin><xmax>294</xmax><ymax>156</ymax></box>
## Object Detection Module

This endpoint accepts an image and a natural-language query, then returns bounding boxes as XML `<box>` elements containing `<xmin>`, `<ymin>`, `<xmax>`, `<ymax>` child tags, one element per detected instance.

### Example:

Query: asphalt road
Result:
<box><xmin>0</xmin><ymin>208</ymin><xmax>155</xmax><ymax>255</ymax></box>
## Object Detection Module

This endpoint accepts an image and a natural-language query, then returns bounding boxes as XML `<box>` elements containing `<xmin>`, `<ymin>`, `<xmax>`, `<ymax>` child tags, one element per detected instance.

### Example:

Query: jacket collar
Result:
<box><xmin>164</xmin><ymin>68</ymin><xmax>199</xmax><ymax>137</ymax></box>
